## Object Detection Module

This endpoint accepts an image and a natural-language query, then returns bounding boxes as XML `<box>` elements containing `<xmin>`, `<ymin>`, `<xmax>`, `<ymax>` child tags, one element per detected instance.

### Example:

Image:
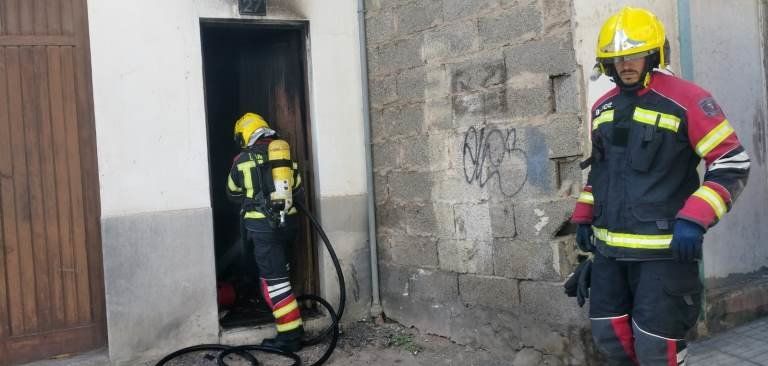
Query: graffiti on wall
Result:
<box><xmin>462</xmin><ymin>126</ymin><xmax>528</xmax><ymax>197</ymax></box>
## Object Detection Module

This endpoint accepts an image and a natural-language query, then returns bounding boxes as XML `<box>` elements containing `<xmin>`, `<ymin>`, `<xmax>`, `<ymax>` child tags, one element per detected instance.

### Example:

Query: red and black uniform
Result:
<box><xmin>227</xmin><ymin>138</ymin><xmax>304</xmax><ymax>337</ymax></box>
<box><xmin>571</xmin><ymin>72</ymin><xmax>750</xmax><ymax>365</ymax></box>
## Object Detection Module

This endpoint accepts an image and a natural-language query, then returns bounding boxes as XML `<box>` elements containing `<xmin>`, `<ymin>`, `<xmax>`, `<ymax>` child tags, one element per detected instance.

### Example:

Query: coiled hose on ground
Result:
<box><xmin>155</xmin><ymin>200</ymin><xmax>346</xmax><ymax>366</ymax></box>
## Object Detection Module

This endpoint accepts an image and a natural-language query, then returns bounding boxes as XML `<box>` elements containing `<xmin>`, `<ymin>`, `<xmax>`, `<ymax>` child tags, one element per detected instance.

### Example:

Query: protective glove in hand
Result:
<box><xmin>670</xmin><ymin>219</ymin><xmax>705</xmax><ymax>262</ymax></box>
<box><xmin>564</xmin><ymin>259</ymin><xmax>592</xmax><ymax>307</ymax></box>
<box><xmin>576</xmin><ymin>224</ymin><xmax>595</xmax><ymax>252</ymax></box>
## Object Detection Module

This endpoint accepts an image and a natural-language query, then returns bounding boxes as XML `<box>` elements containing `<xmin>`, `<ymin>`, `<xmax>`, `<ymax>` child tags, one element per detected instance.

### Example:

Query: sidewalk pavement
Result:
<box><xmin>689</xmin><ymin>316</ymin><xmax>768</xmax><ymax>365</ymax></box>
<box><xmin>18</xmin><ymin>316</ymin><xmax>768</xmax><ymax>365</ymax></box>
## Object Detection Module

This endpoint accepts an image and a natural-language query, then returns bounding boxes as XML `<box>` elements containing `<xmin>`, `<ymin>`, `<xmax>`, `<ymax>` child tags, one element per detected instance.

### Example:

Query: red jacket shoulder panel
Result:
<box><xmin>591</xmin><ymin>87</ymin><xmax>620</xmax><ymax>115</ymax></box>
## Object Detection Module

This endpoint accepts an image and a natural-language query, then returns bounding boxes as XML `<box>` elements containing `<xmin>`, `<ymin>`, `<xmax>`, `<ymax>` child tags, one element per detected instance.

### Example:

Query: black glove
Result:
<box><xmin>670</xmin><ymin>219</ymin><xmax>705</xmax><ymax>262</ymax></box>
<box><xmin>576</xmin><ymin>224</ymin><xmax>595</xmax><ymax>252</ymax></box>
<box><xmin>564</xmin><ymin>259</ymin><xmax>592</xmax><ymax>307</ymax></box>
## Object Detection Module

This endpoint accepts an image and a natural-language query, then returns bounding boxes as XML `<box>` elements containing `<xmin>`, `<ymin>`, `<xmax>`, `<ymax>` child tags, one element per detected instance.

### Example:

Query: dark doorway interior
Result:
<box><xmin>200</xmin><ymin>20</ymin><xmax>316</xmax><ymax>328</ymax></box>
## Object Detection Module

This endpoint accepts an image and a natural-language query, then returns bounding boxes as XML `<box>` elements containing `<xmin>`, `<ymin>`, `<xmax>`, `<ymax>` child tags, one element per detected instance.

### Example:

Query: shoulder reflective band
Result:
<box><xmin>578</xmin><ymin>191</ymin><xmax>594</xmax><ymax>204</ymax></box>
<box><xmin>692</xmin><ymin>185</ymin><xmax>727</xmax><ymax>219</ymax></box>
<box><xmin>695</xmin><ymin>119</ymin><xmax>735</xmax><ymax>157</ymax></box>
<box><xmin>593</xmin><ymin>227</ymin><xmax>673</xmax><ymax>249</ymax></box>
<box><xmin>633</xmin><ymin>107</ymin><xmax>681</xmax><ymax>132</ymax></box>
<box><xmin>592</xmin><ymin>109</ymin><xmax>614</xmax><ymax>130</ymax></box>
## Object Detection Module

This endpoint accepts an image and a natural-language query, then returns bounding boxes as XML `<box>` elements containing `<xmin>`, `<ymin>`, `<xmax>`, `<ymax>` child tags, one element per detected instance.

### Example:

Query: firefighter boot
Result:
<box><xmin>261</xmin><ymin>326</ymin><xmax>304</xmax><ymax>352</ymax></box>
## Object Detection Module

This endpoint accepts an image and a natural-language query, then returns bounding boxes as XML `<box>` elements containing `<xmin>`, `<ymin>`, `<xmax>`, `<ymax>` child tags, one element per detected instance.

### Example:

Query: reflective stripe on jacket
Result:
<box><xmin>226</xmin><ymin>138</ymin><xmax>302</xmax><ymax>222</ymax></box>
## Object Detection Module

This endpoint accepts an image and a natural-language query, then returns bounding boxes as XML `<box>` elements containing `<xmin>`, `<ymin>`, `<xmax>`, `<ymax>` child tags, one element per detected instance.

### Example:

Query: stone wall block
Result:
<box><xmin>541</xmin><ymin>0</ymin><xmax>571</xmax><ymax>29</ymax></box>
<box><xmin>493</xmin><ymin>238</ymin><xmax>557</xmax><ymax>280</ymax></box>
<box><xmin>454</xmin><ymin>202</ymin><xmax>492</xmax><ymax>241</ymax></box>
<box><xmin>372</xmin><ymin>37</ymin><xmax>425</xmax><ymax>76</ymax></box>
<box><xmin>554</xmin><ymin>238</ymin><xmax>581</xmax><ymax>279</ymax></box>
<box><xmin>365</xmin><ymin>11</ymin><xmax>396</xmax><ymax>44</ymax></box>
<box><xmin>396</xmin><ymin>0</ymin><xmax>444</xmax><ymax>35</ymax></box>
<box><xmin>459</xmin><ymin>274</ymin><xmax>520</xmax><ymax>310</ymax></box>
<box><xmin>543</xmin><ymin>114</ymin><xmax>582</xmax><ymax>158</ymax></box>
<box><xmin>504</xmin><ymin>37</ymin><xmax>576</xmax><ymax>77</ymax></box>
<box><xmin>424</xmin><ymin>21</ymin><xmax>479</xmax><ymax>61</ymax></box>
<box><xmin>552</xmin><ymin>73</ymin><xmax>580</xmax><ymax>114</ymax></box>
<box><xmin>379</xmin><ymin>262</ymin><xmax>416</xmax><ymax>299</ymax></box>
<box><xmin>386</xmin><ymin>233</ymin><xmax>439</xmax><ymax>267</ymax></box>
<box><xmin>370</xmin><ymin>107</ymin><xmax>386</xmax><ymax>142</ymax></box>
<box><xmin>373</xmin><ymin>141</ymin><xmax>400</xmax><ymax>173</ymax></box>
<box><xmin>404</xmin><ymin>202</ymin><xmax>439</xmax><ymax>235</ymax></box>
<box><xmin>506</xmin><ymin>85</ymin><xmax>552</xmax><ymax>118</ymax></box>
<box><xmin>396</xmin><ymin>102</ymin><xmax>427</xmax><ymax>135</ymax></box>
<box><xmin>438</xmin><ymin>239</ymin><xmax>494</xmax><ymax>274</ymax></box>
<box><xmin>425</xmin><ymin>97</ymin><xmax>454</xmax><ymax>131</ymax></box>
<box><xmin>554</xmin><ymin>156</ymin><xmax>583</xmax><ymax>196</ymax></box>
<box><xmin>425</xmin><ymin>65</ymin><xmax>450</xmax><ymax>100</ymax></box>
<box><xmin>388</xmin><ymin>171</ymin><xmax>433</xmax><ymax>203</ymax></box>
<box><xmin>368</xmin><ymin>75</ymin><xmax>398</xmax><ymax>107</ymax></box>
<box><xmin>410</xmin><ymin>269</ymin><xmax>460</xmax><ymax>302</ymax></box>
<box><xmin>374</xmin><ymin>173</ymin><xmax>389</xmax><ymax>204</ymax></box>
<box><xmin>399</xmin><ymin>135</ymin><xmax>431</xmax><ymax>171</ymax></box>
<box><xmin>449</xmin><ymin>58</ymin><xmax>507</xmax><ymax>93</ymax></box>
<box><xmin>381</xmin><ymin>103</ymin><xmax>426</xmax><ymax>139</ymax></box>
<box><xmin>376</xmin><ymin>201</ymin><xmax>408</xmax><ymax>233</ymax></box>
<box><xmin>396</xmin><ymin>66</ymin><xmax>427</xmax><ymax>101</ymax></box>
<box><xmin>442</xmin><ymin>0</ymin><xmax>500</xmax><ymax>21</ymax></box>
<box><xmin>431</xmin><ymin>171</ymin><xmax>490</xmax><ymax>203</ymax></box>
<box><xmin>514</xmin><ymin>198</ymin><xmax>574</xmax><ymax>241</ymax></box>
<box><xmin>398</xmin><ymin>133</ymin><xmax>452</xmax><ymax>173</ymax></box>
<box><xmin>519</xmin><ymin>281</ymin><xmax>588</xmax><ymax>326</ymax></box>
<box><xmin>490</xmin><ymin>201</ymin><xmax>516</xmax><ymax>238</ymax></box>
<box><xmin>478</xmin><ymin>5</ymin><xmax>542</xmax><ymax>46</ymax></box>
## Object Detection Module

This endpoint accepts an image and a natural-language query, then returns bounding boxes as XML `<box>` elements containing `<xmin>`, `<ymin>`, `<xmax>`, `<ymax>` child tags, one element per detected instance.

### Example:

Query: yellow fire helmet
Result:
<box><xmin>596</xmin><ymin>7</ymin><xmax>667</xmax><ymax>73</ymax></box>
<box><xmin>234</xmin><ymin>112</ymin><xmax>270</xmax><ymax>148</ymax></box>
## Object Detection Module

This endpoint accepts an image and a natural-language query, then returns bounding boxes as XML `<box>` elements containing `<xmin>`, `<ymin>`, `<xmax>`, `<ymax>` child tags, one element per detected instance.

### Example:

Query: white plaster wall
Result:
<box><xmin>572</xmin><ymin>1</ymin><xmax>680</xmax><ymax>117</ymax></box>
<box><xmin>689</xmin><ymin>0</ymin><xmax>768</xmax><ymax>277</ymax></box>
<box><xmin>88</xmin><ymin>0</ymin><xmax>368</xmax><ymax>217</ymax></box>
<box><xmin>87</xmin><ymin>0</ymin><xmax>370</xmax><ymax>362</ymax></box>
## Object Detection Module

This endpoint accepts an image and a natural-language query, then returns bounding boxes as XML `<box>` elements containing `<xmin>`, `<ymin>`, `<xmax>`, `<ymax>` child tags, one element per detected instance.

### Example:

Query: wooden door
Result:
<box><xmin>237</xmin><ymin>26</ymin><xmax>317</xmax><ymax>299</ymax></box>
<box><xmin>0</xmin><ymin>0</ymin><xmax>105</xmax><ymax>364</ymax></box>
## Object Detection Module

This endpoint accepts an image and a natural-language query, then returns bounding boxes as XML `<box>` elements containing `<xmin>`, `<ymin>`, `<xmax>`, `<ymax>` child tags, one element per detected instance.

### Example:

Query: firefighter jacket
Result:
<box><xmin>571</xmin><ymin>72</ymin><xmax>750</xmax><ymax>260</ymax></box>
<box><xmin>226</xmin><ymin>138</ymin><xmax>302</xmax><ymax>231</ymax></box>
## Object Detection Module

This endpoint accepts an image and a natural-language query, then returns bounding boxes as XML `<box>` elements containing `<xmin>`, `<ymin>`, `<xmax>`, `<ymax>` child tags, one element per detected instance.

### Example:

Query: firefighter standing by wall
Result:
<box><xmin>568</xmin><ymin>7</ymin><xmax>750</xmax><ymax>365</ymax></box>
<box><xmin>227</xmin><ymin>112</ymin><xmax>305</xmax><ymax>352</ymax></box>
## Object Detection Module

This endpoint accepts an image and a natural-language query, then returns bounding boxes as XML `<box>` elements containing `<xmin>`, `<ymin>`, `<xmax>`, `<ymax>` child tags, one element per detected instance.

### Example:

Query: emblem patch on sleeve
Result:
<box><xmin>698</xmin><ymin>97</ymin><xmax>724</xmax><ymax>117</ymax></box>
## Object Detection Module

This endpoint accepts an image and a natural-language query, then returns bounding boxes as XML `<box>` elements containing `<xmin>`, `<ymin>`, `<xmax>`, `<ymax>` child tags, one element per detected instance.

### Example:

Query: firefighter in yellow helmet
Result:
<box><xmin>566</xmin><ymin>7</ymin><xmax>750</xmax><ymax>365</ymax></box>
<box><xmin>226</xmin><ymin>112</ymin><xmax>304</xmax><ymax>352</ymax></box>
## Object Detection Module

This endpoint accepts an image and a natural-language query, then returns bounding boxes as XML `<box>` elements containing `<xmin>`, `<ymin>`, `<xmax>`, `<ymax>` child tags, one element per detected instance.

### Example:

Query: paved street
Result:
<box><xmin>689</xmin><ymin>317</ymin><xmax>768</xmax><ymax>365</ymax></box>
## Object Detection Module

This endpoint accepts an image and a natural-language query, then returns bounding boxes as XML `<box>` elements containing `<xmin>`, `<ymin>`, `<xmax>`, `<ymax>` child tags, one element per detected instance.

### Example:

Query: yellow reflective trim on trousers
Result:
<box><xmin>592</xmin><ymin>109</ymin><xmax>614</xmax><ymax>130</ymax></box>
<box><xmin>227</xmin><ymin>176</ymin><xmax>241</xmax><ymax>192</ymax></box>
<box><xmin>593</xmin><ymin>227</ymin><xmax>673</xmax><ymax>249</ymax></box>
<box><xmin>632</xmin><ymin>107</ymin><xmax>681</xmax><ymax>132</ymax></box>
<box><xmin>578</xmin><ymin>191</ymin><xmax>594</xmax><ymax>204</ymax></box>
<box><xmin>273</xmin><ymin>299</ymin><xmax>298</xmax><ymax>319</ymax></box>
<box><xmin>243</xmin><ymin>207</ymin><xmax>298</xmax><ymax>219</ymax></box>
<box><xmin>696</xmin><ymin>119</ymin><xmax>735</xmax><ymax>157</ymax></box>
<box><xmin>692</xmin><ymin>186</ymin><xmax>727</xmax><ymax>219</ymax></box>
<box><xmin>276</xmin><ymin>318</ymin><xmax>303</xmax><ymax>332</ymax></box>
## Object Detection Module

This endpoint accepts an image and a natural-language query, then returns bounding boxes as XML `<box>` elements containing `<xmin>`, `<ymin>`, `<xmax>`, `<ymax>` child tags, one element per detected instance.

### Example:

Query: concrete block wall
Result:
<box><xmin>365</xmin><ymin>0</ymin><xmax>593</xmax><ymax>363</ymax></box>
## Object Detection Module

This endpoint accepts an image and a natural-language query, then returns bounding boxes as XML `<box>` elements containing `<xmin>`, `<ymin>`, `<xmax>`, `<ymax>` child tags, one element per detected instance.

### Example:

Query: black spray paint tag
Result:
<box><xmin>698</xmin><ymin>97</ymin><xmax>724</xmax><ymax>118</ymax></box>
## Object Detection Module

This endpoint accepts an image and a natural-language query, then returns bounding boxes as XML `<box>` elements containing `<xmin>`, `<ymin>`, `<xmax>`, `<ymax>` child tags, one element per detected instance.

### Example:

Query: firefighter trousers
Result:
<box><xmin>589</xmin><ymin>251</ymin><xmax>702</xmax><ymax>365</ymax></box>
<box><xmin>246</xmin><ymin>222</ymin><xmax>303</xmax><ymax>334</ymax></box>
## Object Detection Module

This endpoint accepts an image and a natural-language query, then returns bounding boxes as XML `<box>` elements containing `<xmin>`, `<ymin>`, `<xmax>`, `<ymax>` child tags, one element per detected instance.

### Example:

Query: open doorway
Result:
<box><xmin>200</xmin><ymin>19</ymin><xmax>316</xmax><ymax>328</ymax></box>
